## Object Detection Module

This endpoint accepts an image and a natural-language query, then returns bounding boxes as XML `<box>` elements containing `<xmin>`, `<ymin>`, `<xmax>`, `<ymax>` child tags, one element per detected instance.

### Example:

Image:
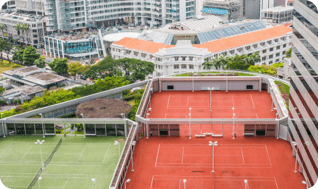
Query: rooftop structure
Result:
<box><xmin>261</xmin><ymin>6</ymin><xmax>294</xmax><ymax>23</ymax></box>
<box><xmin>202</xmin><ymin>0</ymin><xmax>243</xmax><ymax>21</ymax></box>
<box><xmin>0</xmin><ymin>10</ymin><xmax>45</xmax><ymax>47</ymax></box>
<box><xmin>2</xmin><ymin>66</ymin><xmax>68</xmax><ymax>88</ymax></box>
<box><xmin>112</xmin><ymin>25</ymin><xmax>293</xmax><ymax>75</ymax></box>
<box><xmin>0</xmin><ymin>85</ymin><xmax>45</xmax><ymax>103</ymax></box>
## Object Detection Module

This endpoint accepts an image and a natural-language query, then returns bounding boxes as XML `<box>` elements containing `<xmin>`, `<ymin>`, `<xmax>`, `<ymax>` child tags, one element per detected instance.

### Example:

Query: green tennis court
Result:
<box><xmin>0</xmin><ymin>136</ymin><xmax>125</xmax><ymax>189</ymax></box>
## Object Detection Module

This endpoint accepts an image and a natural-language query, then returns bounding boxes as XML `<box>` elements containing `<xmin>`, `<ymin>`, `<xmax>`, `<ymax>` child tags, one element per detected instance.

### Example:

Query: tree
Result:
<box><xmin>49</xmin><ymin>58</ymin><xmax>69</xmax><ymax>75</ymax></box>
<box><xmin>22</xmin><ymin>46</ymin><xmax>40</xmax><ymax>66</ymax></box>
<box><xmin>212</xmin><ymin>55</ymin><xmax>222</xmax><ymax>70</ymax></box>
<box><xmin>286</xmin><ymin>48</ymin><xmax>292</xmax><ymax>58</ymax></box>
<box><xmin>0</xmin><ymin>24</ymin><xmax>7</xmax><ymax>39</ymax></box>
<box><xmin>2</xmin><ymin>39</ymin><xmax>13</xmax><ymax>63</ymax></box>
<box><xmin>13</xmin><ymin>49</ymin><xmax>24</xmax><ymax>63</ymax></box>
<box><xmin>34</xmin><ymin>56</ymin><xmax>46</xmax><ymax>68</ymax></box>
<box><xmin>219</xmin><ymin>55</ymin><xmax>228</xmax><ymax>69</ymax></box>
<box><xmin>0</xmin><ymin>87</ymin><xmax>5</xmax><ymax>94</ymax></box>
<box><xmin>202</xmin><ymin>58</ymin><xmax>213</xmax><ymax>70</ymax></box>
<box><xmin>68</xmin><ymin>62</ymin><xmax>90</xmax><ymax>80</ymax></box>
<box><xmin>85</xmin><ymin>56</ymin><xmax>122</xmax><ymax>79</ymax></box>
<box><xmin>13</xmin><ymin>24</ymin><xmax>21</xmax><ymax>47</ymax></box>
<box><xmin>21</xmin><ymin>23</ymin><xmax>30</xmax><ymax>47</ymax></box>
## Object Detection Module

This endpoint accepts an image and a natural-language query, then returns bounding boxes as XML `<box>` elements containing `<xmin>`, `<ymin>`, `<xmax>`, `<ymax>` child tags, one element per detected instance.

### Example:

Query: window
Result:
<box><xmin>270</xmin><ymin>48</ymin><xmax>273</xmax><ymax>52</ymax></box>
<box><xmin>276</xmin><ymin>53</ymin><xmax>280</xmax><ymax>57</ymax></box>
<box><xmin>167</xmin><ymin>85</ymin><xmax>174</xmax><ymax>90</ymax></box>
<box><xmin>277</xmin><ymin>46</ymin><xmax>280</xmax><ymax>50</ymax></box>
<box><xmin>174</xmin><ymin>65</ymin><xmax>179</xmax><ymax>69</ymax></box>
<box><xmin>246</xmin><ymin>85</ymin><xmax>253</xmax><ymax>90</ymax></box>
<box><xmin>283</xmin><ymin>44</ymin><xmax>286</xmax><ymax>48</ymax></box>
<box><xmin>181</xmin><ymin>64</ymin><xmax>187</xmax><ymax>69</ymax></box>
<box><xmin>269</xmin><ymin>61</ymin><xmax>273</xmax><ymax>64</ymax></box>
<box><xmin>276</xmin><ymin>59</ymin><xmax>280</xmax><ymax>62</ymax></box>
<box><xmin>263</xmin><ymin>49</ymin><xmax>266</xmax><ymax>53</ymax></box>
<box><xmin>262</xmin><ymin>56</ymin><xmax>266</xmax><ymax>61</ymax></box>
<box><xmin>269</xmin><ymin>55</ymin><xmax>273</xmax><ymax>59</ymax></box>
<box><xmin>189</xmin><ymin>65</ymin><xmax>194</xmax><ymax>69</ymax></box>
<box><xmin>283</xmin><ymin>51</ymin><xmax>286</xmax><ymax>55</ymax></box>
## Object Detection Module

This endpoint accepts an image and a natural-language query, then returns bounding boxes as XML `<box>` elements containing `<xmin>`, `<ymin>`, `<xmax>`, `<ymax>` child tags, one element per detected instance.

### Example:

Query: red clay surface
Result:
<box><xmin>147</xmin><ymin>91</ymin><xmax>277</xmax><ymax>137</ymax></box>
<box><xmin>125</xmin><ymin>137</ymin><xmax>305</xmax><ymax>189</ymax></box>
<box><xmin>124</xmin><ymin>91</ymin><xmax>304</xmax><ymax>189</ymax></box>
<box><xmin>148</xmin><ymin>91</ymin><xmax>276</xmax><ymax>119</ymax></box>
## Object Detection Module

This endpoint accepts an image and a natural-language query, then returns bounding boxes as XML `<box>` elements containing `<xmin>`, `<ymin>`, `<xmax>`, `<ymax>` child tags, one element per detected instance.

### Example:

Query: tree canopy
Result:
<box><xmin>34</xmin><ymin>56</ymin><xmax>46</xmax><ymax>68</ymax></box>
<box><xmin>49</xmin><ymin>58</ymin><xmax>68</xmax><ymax>75</ymax></box>
<box><xmin>68</xmin><ymin>62</ymin><xmax>90</xmax><ymax>79</ymax></box>
<box><xmin>13</xmin><ymin>46</ymin><xmax>40</xmax><ymax>66</ymax></box>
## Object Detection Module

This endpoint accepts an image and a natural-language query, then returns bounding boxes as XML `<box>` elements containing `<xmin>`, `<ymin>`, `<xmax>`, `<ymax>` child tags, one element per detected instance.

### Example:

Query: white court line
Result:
<box><xmin>187</xmin><ymin>97</ymin><xmax>189</xmax><ymax>107</ymax></box>
<box><xmin>155</xmin><ymin>144</ymin><xmax>160</xmax><ymax>167</ymax></box>
<box><xmin>232</xmin><ymin>96</ymin><xmax>234</xmax><ymax>107</ymax></box>
<box><xmin>265</xmin><ymin>145</ymin><xmax>273</xmax><ymax>168</ymax></box>
<box><xmin>274</xmin><ymin>177</ymin><xmax>280</xmax><ymax>189</ymax></box>
<box><xmin>76</xmin><ymin>146</ymin><xmax>86</xmax><ymax>163</ymax></box>
<box><xmin>62</xmin><ymin>177</ymin><xmax>70</xmax><ymax>189</ymax></box>
<box><xmin>181</xmin><ymin>147</ymin><xmax>184</xmax><ymax>164</ymax></box>
<box><xmin>150</xmin><ymin>175</ymin><xmax>154</xmax><ymax>189</ymax></box>
<box><xmin>156</xmin><ymin>162</ymin><xmax>269</xmax><ymax>165</ymax></box>
<box><xmin>102</xmin><ymin>143</ymin><xmax>111</xmax><ymax>163</ymax></box>
<box><xmin>250</xmin><ymin>95</ymin><xmax>255</xmax><ymax>109</ymax></box>
<box><xmin>241</xmin><ymin>147</ymin><xmax>245</xmax><ymax>165</ymax></box>
<box><xmin>20</xmin><ymin>145</ymin><xmax>33</xmax><ymax>162</ymax></box>
<box><xmin>2</xmin><ymin>177</ymin><xmax>9</xmax><ymax>182</ymax></box>
<box><xmin>167</xmin><ymin>95</ymin><xmax>170</xmax><ymax>109</ymax></box>
<box><xmin>0</xmin><ymin>143</ymin><xmax>12</xmax><ymax>158</ymax></box>
<box><xmin>165</xmin><ymin>113</ymin><xmax>167</xmax><ymax>118</ymax></box>
<box><xmin>256</xmin><ymin>113</ymin><xmax>258</xmax><ymax>119</ymax></box>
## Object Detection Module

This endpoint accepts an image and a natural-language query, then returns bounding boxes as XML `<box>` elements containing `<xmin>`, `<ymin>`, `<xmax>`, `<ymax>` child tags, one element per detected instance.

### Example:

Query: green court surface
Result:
<box><xmin>0</xmin><ymin>136</ymin><xmax>125</xmax><ymax>189</ymax></box>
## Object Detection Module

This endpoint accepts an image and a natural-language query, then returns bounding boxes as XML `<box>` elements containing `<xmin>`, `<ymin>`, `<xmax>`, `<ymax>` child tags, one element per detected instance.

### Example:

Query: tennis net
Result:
<box><xmin>44</xmin><ymin>137</ymin><xmax>62</xmax><ymax>167</ymax></box>
<box><xmin>27</xmin><ymin>168</ymin><xmax>42</xmax><ymax>189</ymax></box>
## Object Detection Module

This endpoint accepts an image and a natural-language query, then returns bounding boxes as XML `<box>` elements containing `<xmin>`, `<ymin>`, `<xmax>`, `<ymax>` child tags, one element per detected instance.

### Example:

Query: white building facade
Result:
<box><xmin>111</xmin><ymin>25</ymin><xmax>293</xmax><ymax>76</ymax></box>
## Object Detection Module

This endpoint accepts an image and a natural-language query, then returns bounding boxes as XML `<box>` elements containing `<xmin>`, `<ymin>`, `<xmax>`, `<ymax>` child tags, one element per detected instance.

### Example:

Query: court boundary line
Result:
<box><xmin>20</xmin><ymin>145</ymin><xmax>33</xmax><ymax>162</ymax></box>
<box><xmin>241</xmin><ymin>147</ymin><xmax>245</xmax><ymax>165</ymax></box>
<box><xmin>101</xmin><ymin>143</ymin><xmax>111</xmax><ymax>163</ymax></box>
<box><xmin>167</xmin><ymin>95</ymin><xmax>170</xmax><ymax>109</ymax></box>
<box><xmin>181</xmin><ymin>147</ymin><xmax>184</xmax><ymax>164</ymax></box>
<box><xmin>265</xmin><ymin>144</ymin><xmax>273</xmax><ymax>168</ymax></box>
<box><xmin>62</xmin><ymin>177</ymin><xmax>70</xmax><ymax>189</ymax></box>
<box><xmin>155</xmin><ymin>144</ymin><xmax>160</xmax><ymax>167</ymax></box>
<box><xmin>150</xmin><ymin>175</ymin><xmax>279</xmax><ymax>189</ymax></box>
<box><xmin>77</xmin><ymin>146</ymin><xmax>87</xmax><ymax>163</ymax></box>
<box><xmin>0</xmin><ymin>143</ymin><xmax>12</xmax><ymax>158</ymax></box>
<box><xmin>250</xmin><ymin>94</ymin><xmax>255</xmax><ymax>109</ymax></box>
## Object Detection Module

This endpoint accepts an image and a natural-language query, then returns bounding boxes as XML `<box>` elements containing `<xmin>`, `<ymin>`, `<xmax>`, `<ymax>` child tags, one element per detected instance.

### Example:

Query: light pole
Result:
<box><xmin>302</xmin><ymin>181</ymin><xmax>308</xmax><ymax>189</ymax></box>
<box><xmin>232</xmin><ymin>107</ymin><xmax>235</xmax><ymax>139</ymax></box>
<box><xmin>114</xmin><ymin>141</ymin><xmax>120</xmax><ymax>157</ymax></box>
<box><xmin>189</xmin><ymin>107</ymin><xmax>192</xmax><ymax>139</ymax></box>
<box><xmin>39</xmin><ymin>113</ymin><xmax>45</xmax><ymax>138</ymax></box>
<box><xmin>209</xmin><ymin>141</ymin><xmax>218</xmax><ymax>189</ymax></box>
<box><xmin>80</xmin><ymin>113</ymin><xmax>86</xmax><ymax>138</ymax></box>
<box><xmin>183</xmin><ymin>179</ymin><xmax>186</xmax><ymax>189</ymax></box>
<box><xmin>293</xmin><ymin>141</ymin><xmax>298</xmax><ymax>173</ymax></box>
<box><xmin>35</xmin><ymin>140</ymin><xmax>45</xmax><ymax>170</ymax></box>
<box><xmin>244</xmin><ymin>179</ymin><xmax>248</xmax><ymax>189</ymax></box>
<box><xmin>38</xmin><ymin>176</ymin><xmax>42</xmax><ymax>189</ymax></box>
<box><xmin>125</xmin><ymin>179</ymin><xmax>131</xmax><ymax>189</ymax></box>
<box><xmin>1</xmin><ymin>113</ymin><xmax>5</xmax><ymax>137</ymax></box>
<box><xmin>91</xmin><ymin>178</ymin><xmax>97</xmax><ymax>189</ymax></box>
<box><xmin>131</xmin><ymin>141</ymin><xmax>136</xmax><ymax>172</ymax></box>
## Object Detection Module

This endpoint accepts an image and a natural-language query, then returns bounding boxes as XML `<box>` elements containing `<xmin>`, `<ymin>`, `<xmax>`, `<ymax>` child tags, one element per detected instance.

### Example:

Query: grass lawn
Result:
<box><xmin>0</xmin><ymin>61</ymin><xmax>22</xmax><ymax>74</ymax></box>
<box><xmin>0</xmin><ymin>135</ymin><xmax>125</xmax><ymax>189</ymax></box>
<box><xmin>127</xmin><ymin>99</ymin><xmax>135</xmax><ymax>106</ymax></box>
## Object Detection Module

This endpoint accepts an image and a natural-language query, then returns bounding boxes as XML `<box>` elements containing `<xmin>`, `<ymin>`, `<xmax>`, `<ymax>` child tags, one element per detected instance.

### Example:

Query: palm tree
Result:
<box><xmin>21</xmin><ymin>23</ymin><xmax>30</xmax><ymax>47</ymax></box>
<box><xmin>202</xmin><ymin>58</ymin><xmax>213</xmax><ymax>70</ymax></box>
<box><xmin>219</xmin><ymin>55</ymin><xmax>228</xmax><ymax>70</ymax></box>
<box><xmin>0</xmin><ymin>24</ymin><xmax>7</xmax><ymax>39</ymax></box>
<box><xmin>212</xmin><ymin>55</ymin><xmax>222</xmax><ymax>70</ymax></box>
<box><xmin>249</xmin><ymin>52</ymin><xmax>261</xmax><ymax>65</ymax></box>
<box><xmin>13</xmin><ymin>23</ymin><xmax>21</xmax><ymax>46</ymax></box>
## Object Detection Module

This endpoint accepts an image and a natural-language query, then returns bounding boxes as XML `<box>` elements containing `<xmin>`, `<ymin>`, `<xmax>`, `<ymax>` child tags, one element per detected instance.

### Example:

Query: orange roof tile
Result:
<box><xmin>113</xmin><ymin>25</ymin><xmax>292</xmax><ymax>54</ymax></box>
<box><xmin>193</xmin><ymin>25</ymin><xmax>292</xmax><ymax>53</ymax></box>
<box><xmin>113</xmin><ymin>37</ymin><xmax>175</xmax><ymax>53</ymax></box>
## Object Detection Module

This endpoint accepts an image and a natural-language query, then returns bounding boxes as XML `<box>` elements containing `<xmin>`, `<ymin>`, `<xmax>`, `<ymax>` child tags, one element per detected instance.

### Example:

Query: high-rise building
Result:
<box><xmin>288</xmin><ymin>0</ymin><xmax>318</xmax><ymax>187</ymax></box>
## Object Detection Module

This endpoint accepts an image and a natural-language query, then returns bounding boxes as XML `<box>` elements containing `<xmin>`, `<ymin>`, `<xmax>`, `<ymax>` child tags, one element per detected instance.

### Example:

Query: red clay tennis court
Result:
<box><xmin>122</xmin><ymin>90</ymin><xmax>305</xmax><ymax>189</ymax></box>
<box><xmin>125</xmin><ymin>137</ymin><xmax>305</xmax><ymax>189</ymax></box>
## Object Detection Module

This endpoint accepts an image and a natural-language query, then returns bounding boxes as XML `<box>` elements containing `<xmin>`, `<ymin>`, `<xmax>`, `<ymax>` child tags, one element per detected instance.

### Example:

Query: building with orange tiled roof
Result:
<box><xmin>111</xmin><ymin>25</ymin><xmax>292</xmax><ymax>76</ymax></box>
